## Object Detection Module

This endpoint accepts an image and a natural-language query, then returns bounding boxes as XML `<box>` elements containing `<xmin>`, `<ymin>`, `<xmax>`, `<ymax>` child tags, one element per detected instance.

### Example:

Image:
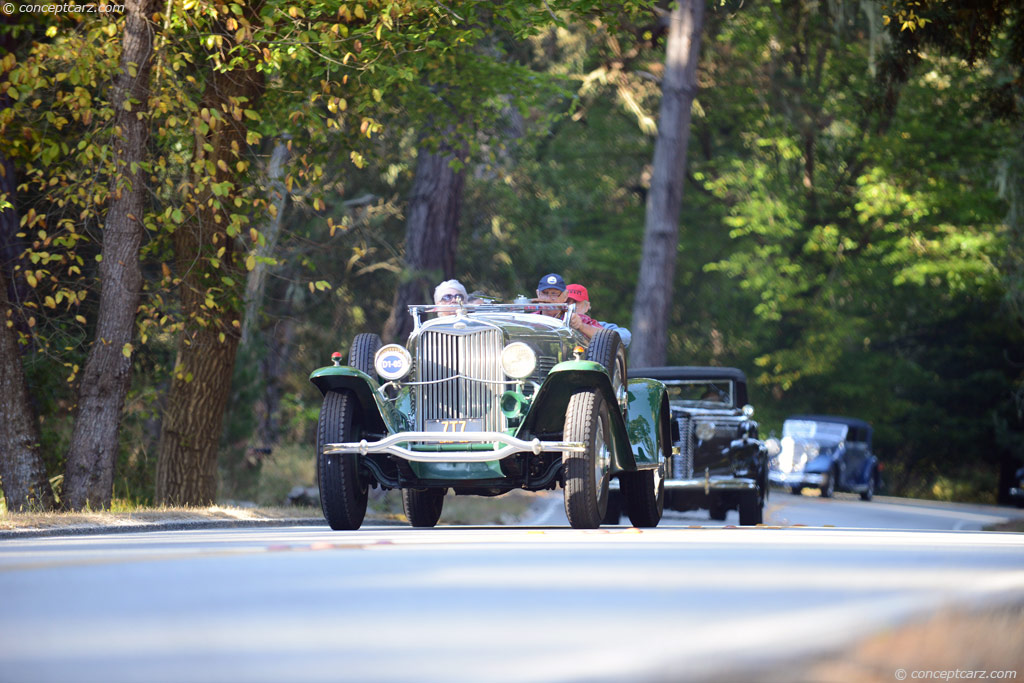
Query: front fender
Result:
<box><xmin>517</xmin><ymin>360</ymin><xmax>635</xmax><ymax>471</ymax></box>
<box><xmin>625</xmin><ymin>378</ymin><xmax>671</xmax><ymax>468</ymax></box>
<box><xmin>308</xmin><ymin>366</ymin><xmax>405</xmax><ymax>435</ymax></box>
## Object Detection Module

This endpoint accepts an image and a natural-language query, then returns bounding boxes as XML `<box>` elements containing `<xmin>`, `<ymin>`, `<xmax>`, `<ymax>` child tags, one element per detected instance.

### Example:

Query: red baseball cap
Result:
<box><xmin>566</xmin><ymin>284</ymin><xmax>589</xmax><ymax>302</ymax></box>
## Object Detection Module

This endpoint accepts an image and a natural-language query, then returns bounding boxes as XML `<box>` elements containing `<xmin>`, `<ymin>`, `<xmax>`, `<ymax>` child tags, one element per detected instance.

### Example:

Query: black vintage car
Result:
<box><xmin>768</xmin><ymin>415</ymin><xmax>879</xmax><ymax>500</ymax></box>
<box><xmin>626</xmin><ymin>366</ymin><xmax>768</xmax><ymax>526</ymax></box>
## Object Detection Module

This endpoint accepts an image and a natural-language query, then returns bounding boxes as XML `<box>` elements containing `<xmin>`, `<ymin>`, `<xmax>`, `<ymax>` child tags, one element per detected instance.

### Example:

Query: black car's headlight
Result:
<box><xmin>695</xmin><ymin>422</ymin><xmax>716</xmax><ymax>441</ymax></box>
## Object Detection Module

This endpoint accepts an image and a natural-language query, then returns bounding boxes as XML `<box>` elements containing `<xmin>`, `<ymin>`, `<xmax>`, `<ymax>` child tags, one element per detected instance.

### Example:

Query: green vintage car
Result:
<box><xmin>310</xmin><ymin>301</ymin><xmax>671</xmax><ymax>530</ymax></box>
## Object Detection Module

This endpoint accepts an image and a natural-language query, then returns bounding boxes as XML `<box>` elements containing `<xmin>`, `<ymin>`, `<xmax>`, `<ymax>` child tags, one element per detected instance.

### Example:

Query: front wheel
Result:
<box><xmin>402</xmin><ymin>488</ymin><xmax>446</xmax><ymax>527</ymax></box>
<box><xmin>317</xmin><ymin>390</ymin><xmax>369</xmax><ymax>530</ymax></box>
<box><xmin>738</xmin><ymin>490</ymin><xmax>763</xmax><ymax>526</ymax></box>
<box><xmin>622</xmin><ymin>466</ymin><xmax>664</xmax><ymax>528</ymax></box>
<box><xmin>860</xmin><ymin>472</ymin><xmax>875</xmax><ymax>501</ymax></box>
<box><xmin>562</xmin><ymin>389</ymin><xmax>611</xmax><ymax>529</ymax></box>
<box><xmin>820</xmin><ymin>468</ymin><xmax>836</xmax><ymax>498</ymax></box>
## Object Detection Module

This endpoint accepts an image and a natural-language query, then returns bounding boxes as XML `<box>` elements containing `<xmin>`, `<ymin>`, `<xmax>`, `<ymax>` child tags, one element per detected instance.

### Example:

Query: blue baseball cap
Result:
<box><xmin>537</xmin><ymin>273</ymin><xmax>566</xmax><ymax>292</ymax></box>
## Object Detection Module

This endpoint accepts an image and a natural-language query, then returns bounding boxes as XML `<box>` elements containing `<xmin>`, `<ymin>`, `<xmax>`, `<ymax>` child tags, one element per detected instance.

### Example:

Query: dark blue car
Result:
<box><xmin>768</xmin><ymin>415</ymin><xmax>879</xmax><ymax>500</ymax></box>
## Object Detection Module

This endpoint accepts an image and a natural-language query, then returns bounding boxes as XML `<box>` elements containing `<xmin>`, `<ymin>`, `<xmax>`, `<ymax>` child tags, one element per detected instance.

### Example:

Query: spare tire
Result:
<box><xmin>348</xmin><ymin>333</ymin><xmax>382</xmax><ymax>381</ymax></box>
<box><xmin>585</xmin><ymin>329</ymin><xmax>627</xmax><ymax>418</ymax></box>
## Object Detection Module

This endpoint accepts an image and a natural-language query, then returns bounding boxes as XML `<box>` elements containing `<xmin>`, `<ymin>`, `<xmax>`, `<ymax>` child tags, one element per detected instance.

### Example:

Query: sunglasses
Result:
<box><xmin>438</xmin><ymin>293</ymin><xmax>464</xmax><ymax>303</ymax></box>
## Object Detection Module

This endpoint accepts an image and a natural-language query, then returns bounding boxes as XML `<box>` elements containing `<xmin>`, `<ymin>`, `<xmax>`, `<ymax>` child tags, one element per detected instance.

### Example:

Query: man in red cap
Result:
<box><xmin>566</xmin><ymin>283</ymin><xmax>632</xmax><ymax>347</ymax></box>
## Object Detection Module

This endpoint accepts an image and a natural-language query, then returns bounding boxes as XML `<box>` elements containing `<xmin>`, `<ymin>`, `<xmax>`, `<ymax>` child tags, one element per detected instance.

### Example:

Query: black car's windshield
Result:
<box><xmin>663</xmin><ymin>380</ymin><xmax>734</xmax><ymax>407</ymax></box>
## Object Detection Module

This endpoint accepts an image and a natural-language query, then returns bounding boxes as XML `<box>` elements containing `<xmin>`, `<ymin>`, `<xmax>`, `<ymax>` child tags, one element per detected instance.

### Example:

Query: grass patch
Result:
<box><xmin>985</xmin><ymin>518</ymin><xmax>1024</xmax><ymax>533</ymax></box>
<box><xmin>0</xmin><ymin>504</ymin><xmax>321</xmax><ymax>532</ymax></box>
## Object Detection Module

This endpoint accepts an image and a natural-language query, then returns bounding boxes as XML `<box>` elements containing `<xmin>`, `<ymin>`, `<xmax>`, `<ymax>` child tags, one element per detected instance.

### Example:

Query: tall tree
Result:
<box><xmin>630</xmin><ymin>0</ymin><xmax>704</xmax><ymax>367</ymax></box>
<box><xmin>383</xmin><ymin>137</ymin><xmax>466</xmax><ymax>343</ymax></box>
<box><xmin>61</xmin><ymin>0</ymin><xmax>158</xmax><ymax>510</ymax></box>
<box><xmin>155</xmin><ymin>3</ymin><xmax>265</xmax><ymax>505</ymax></box>
<box><xmin>0</xmin><ymin>263</ymin><xmax>53</xmax><ymax>511</ymax></box>
<box><xmin>1</xmin><ymin>20</ymin><xmax>54</xmax><ymax>511</ymax></box>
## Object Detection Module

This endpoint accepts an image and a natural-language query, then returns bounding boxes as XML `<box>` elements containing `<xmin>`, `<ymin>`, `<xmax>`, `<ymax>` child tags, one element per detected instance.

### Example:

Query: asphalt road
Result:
<box><xmin>1</xmin><ymin>496</ymin><xmax>1023</xmax><ymax>683</ymax></box>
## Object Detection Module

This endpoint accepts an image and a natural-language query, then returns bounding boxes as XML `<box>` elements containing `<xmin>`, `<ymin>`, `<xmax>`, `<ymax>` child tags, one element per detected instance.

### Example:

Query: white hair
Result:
<box><xmin>433</xmin><ymin>279</ymin><xmax>468</xmax><ymax>304</ymax></box>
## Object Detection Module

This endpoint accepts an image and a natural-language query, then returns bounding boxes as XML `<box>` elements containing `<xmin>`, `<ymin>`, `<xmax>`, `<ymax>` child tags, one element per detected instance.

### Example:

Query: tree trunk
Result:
<box><xmin>0</xmin><ymin>269</ymin><xmax>54</xmax><ymax>511</ymax></box>
<box><xmin>629</xmin><ymin>0</ymin><xmax>705</xmax><ymax>368</ymax></box>
<box><xmin>383</xmin><ymin>142</ymin><xmax>465</xmax><ymax>343</ymax></box>
<box><xmin>61</xmin><ymin>0</ymin><xmax>156</xmax><ymax>510</ymax></box>
<box><xmin>241</xmin><ymin>136</ymin><xmax>289</xmax><ymax>346</ymax></box>
<box><xmin>155</xmin><ymin>13</ymin><xmax>264</xmax><ymax>506</ymax></box>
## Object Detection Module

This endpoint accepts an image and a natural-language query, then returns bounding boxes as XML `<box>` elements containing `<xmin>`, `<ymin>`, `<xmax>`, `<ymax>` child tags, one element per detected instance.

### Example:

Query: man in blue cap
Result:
<box><xmin>534</xmin><ymin>272</ymin><xmax>567</xmax><ymax>318</ymax></box>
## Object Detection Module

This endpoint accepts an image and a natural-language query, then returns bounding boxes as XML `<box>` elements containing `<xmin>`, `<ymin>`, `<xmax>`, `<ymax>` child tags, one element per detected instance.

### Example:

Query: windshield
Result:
<box><xmin>782</xmin><ymin>420</ymin><xmax>848</xmax><ymax>444</ymax></box>
<box><xmin>663</xmin><ymin>380</ymin><xmax>734</xmax><ymax>407</ymax></box>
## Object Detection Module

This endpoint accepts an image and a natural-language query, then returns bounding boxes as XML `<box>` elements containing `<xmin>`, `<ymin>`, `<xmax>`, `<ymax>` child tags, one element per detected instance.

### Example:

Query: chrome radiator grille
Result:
<box><xmin>415</xmin><ymin>329</ymin><xmax>505</xmax><ymax>432</ymax></box>
<box><xmin>673</xmin><ymin>416</ymin><xmax>694</xmax><ymax>479</ymax></box>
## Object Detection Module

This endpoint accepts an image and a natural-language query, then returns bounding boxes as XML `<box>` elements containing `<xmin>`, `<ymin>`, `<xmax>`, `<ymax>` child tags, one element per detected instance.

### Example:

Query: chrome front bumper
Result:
<box><xmin>770</xmin><ymin>471</ymin><xmax>825</xmax><ymax>487</ymax></box>
<box><xmin>664</xmin><ymin>474</ymin><xmax>759</xmax><ymax>494</ymax></box>
<box><xmin>322</xmin><ymin>431</ymin><xmax>586</xmax><ymax>463</ymax></box>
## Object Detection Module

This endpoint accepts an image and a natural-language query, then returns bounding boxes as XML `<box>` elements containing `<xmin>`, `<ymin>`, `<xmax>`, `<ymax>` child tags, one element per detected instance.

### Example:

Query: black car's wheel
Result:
<box><xmin>709</xmin><ymin>503</ymin><xmax>728</xmax><ymax>521</ymax></box>
<box><xmin>738</xmin><ymin>491</ymin><xmax>763</xmax><ymax>526</ymax></box>
<box><xmin>585</xmin><ymin>329</ymin><xmax>628</xmax><ymax>419</ymax></box>
<box><xmin>402</xmin><ymin>488</ymin><xmax>446</xmax><ymax>527</ymax></box>
<box><xmin>348</xmin><ymin>333</ymin><xmax>382</xmax><ymax>380</ymax></box>
<box><xmin>820</xmin><ymin>468</ymin><xmax>837</xmax><ymax>498</ymax></box>
<box><xmin>622</xmin><ymin>466</ymin><xmax>664</xmax><ymax>528</ymax></box>
<box><xmin>602</xmin><ymin>488</ymin><xmax>622</xmax><ymax>525</ymax></box>
<box><xmin>563</xmin><ymin>388</ymin><xmax>612</xmax><ymax>529</ymax></box>
<box><xmin>790</xmin><ymin>486</ymin><xmax>803</xmax><ymax>496</ymax></box>
<box><xmin>317</xmin><ymin>390</ymin><xmax>368</xmax><ymax>530</ymax></box>
<box><xmin>860</xmin><ymin>471</ymin><xmax>875</xmax><ymax>501</ymax></box>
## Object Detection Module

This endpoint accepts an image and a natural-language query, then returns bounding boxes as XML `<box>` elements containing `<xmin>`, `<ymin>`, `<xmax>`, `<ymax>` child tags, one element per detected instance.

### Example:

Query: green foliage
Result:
<box><xmin>2</xmin><ymin>0</ymin><xmax>1020</xmax><ymax>505</ymax></box>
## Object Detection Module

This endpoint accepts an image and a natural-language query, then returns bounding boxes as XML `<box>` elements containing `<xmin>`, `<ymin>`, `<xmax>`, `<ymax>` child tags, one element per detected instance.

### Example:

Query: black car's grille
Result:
<box><xmin>533</xmin><ymin>355</ymin><xmax>557</xmax><ymax>385</ymax></box>
<box><xmin>674</xmin><ymin>416</ymin><xmax>694</xmax><ymax>479</ymax></box>
<box><xmin>415</xmin><ymin>329</ymin><xmax>505</xmax><ymax>432</ymax></box>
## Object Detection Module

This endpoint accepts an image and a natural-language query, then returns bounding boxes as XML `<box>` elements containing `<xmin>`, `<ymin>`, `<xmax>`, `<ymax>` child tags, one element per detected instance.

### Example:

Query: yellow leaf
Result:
<box><xmin>246</xmin><ymin>253</ymin><xmax>256</xmax><ymax>271</ymax></box>
<box><xmin>354</xmin><ymin>4</ymin><xmax>365</xmax><ymax>19</ymax></box>
<box><xmin>217</xmin><ymin>159</ymin><xmax>228</xmax><ymax>172</ymax></box>
<box><xmin>122</xmin><ymin>343</ymin><xmax>133</xmax><ymax>358</ymax></box>
<box><xmin>75</xmin><ymin>315</ymin><xmax>87</xmax><ymax>324</ymax></box>
<box><xmin>26</xmin><ymin>273</ymin><xmax>37</xmax><ymax>288</ymax></box>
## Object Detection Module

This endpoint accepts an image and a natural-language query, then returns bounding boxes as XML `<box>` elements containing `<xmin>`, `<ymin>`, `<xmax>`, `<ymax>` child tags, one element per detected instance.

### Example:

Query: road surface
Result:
<box><xmin>1</xmin><ymin>494</ymin><xmax>1022</xmax><ymax>683</ymax></box>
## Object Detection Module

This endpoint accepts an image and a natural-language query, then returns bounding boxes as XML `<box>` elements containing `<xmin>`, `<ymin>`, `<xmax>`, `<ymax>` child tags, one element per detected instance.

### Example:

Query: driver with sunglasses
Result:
<box><xmin>432</xmin><ymin>279</ymin><xmax>469</xmax><ymax>316</ymax></box>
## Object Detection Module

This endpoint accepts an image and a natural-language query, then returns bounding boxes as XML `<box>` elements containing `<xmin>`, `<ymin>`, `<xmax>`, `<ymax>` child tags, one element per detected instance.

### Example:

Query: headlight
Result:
<box><xmin>500</xmin><ymin>342</ymin><xmax>536</xmax><ymax>379</ymax></box>
<box><xmin>695</xmin><ymin>421</ymin><xmax>716</xmax><ymax>441</ymax></box>
<box><xmin>374</xmin><ymin>344</ymin><xmax>412</xmax><ymax>380</ymax></box>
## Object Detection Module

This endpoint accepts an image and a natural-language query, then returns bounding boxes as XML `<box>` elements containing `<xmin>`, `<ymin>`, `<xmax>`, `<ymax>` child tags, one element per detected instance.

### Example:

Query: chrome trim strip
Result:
<box><xmin>323</xmin><ymin>431</ymin><xmax>586</xmax><ymax>462</ymax></box>
<box><xmin>665</xmin><ymin>477</ymin><xmax>758</xmax><ymax>491</ymax></box>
